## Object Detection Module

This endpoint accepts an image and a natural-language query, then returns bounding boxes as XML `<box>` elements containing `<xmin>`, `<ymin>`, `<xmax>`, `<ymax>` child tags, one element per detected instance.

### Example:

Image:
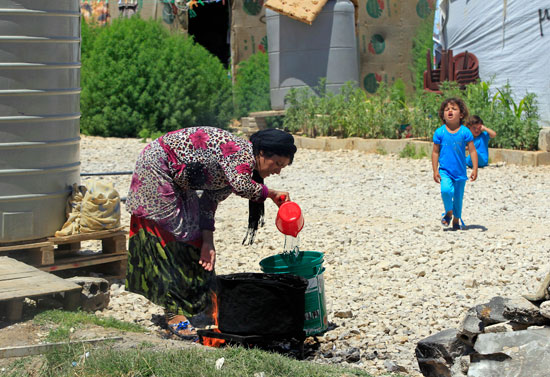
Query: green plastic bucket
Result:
<box><xmin>260</xmin><ymin>251</ymin><xmax>328</xmax><ymax>336</ymax></box>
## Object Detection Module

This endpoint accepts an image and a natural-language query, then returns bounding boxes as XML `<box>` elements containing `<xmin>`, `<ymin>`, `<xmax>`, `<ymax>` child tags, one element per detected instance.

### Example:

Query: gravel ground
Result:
<box><xmin>80</xmin><ymin>134</ymin><xmax>550</xmax><ymax>376</ymax></box>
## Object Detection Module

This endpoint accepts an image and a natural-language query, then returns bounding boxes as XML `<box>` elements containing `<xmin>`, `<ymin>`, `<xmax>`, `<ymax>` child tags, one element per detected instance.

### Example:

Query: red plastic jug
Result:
<box><xmin>275</xmin><ymin>200</ymin><xmax>304</xmax><ymax>237</ymax></box>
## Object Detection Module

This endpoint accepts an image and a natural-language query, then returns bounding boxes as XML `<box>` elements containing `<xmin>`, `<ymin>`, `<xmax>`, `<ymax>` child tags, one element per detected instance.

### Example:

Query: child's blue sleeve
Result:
<box><xmin>433</xmin><ymin>128</ymin><xmax>442</xmax><ymax>144</ymax></box>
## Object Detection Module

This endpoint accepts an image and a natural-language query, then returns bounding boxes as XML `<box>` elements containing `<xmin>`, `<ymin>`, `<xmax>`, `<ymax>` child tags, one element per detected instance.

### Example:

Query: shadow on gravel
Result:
<box><xmin>443</xmin><ymin>224</ymin><xmax>488</xmax><ymax>232</ymax></box>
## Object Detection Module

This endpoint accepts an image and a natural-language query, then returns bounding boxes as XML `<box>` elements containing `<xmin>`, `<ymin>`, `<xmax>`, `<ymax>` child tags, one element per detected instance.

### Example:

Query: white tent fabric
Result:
<box><xmin>437</xmin><ymin>0</ymin><xmax>550</xmax><ymax>126</ymax></box>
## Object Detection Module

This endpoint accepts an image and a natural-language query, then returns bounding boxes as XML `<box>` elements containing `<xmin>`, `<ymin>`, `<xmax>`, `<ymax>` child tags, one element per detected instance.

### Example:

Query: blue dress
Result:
<box><xmin>433</xmin><ymin>125</ymin><xmax>473</xmax><ymax>181</ymax></box>
<box><xmin>466</xmin><ymin>131</ymin><xmax>490</xmax><ymax>168</ymax></box>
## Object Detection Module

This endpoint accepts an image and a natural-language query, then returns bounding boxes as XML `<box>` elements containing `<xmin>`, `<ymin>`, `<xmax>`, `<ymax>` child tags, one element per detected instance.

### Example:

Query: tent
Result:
<box><xmin>434</xmin><ymin>0</ymin><xmax>550</xmax><ymax>126</ymax></box>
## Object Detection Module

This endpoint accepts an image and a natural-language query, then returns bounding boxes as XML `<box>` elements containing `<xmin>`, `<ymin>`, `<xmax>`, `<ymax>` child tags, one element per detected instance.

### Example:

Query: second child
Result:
<box><xmin>466</xmin><ymin>115</ymin><xmax>497</xmax><ymax>168</ymax></box>
<box><xmin>431</xmin><ymin>98</ymin><xmax>478</xmax><ymax>230</ymax></box>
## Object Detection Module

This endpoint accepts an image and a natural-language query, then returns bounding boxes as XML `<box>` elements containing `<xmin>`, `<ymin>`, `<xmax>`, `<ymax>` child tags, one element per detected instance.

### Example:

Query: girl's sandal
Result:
<box><xmin>452</xmin><ymin>218</ymin><xmax>466</xmax><ymax>231</ymax></box>
<box><xmin>441</xmin><ymin>213</ymin><xmax>452</xmax><ymax>226</ymax></box>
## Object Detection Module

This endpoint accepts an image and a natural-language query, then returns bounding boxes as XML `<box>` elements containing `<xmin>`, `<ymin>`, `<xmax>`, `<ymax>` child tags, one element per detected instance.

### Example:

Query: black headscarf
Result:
<box><xmin>242</xmin><ymin>129</ymin><xmax>297</xmax><ymax>245</ymax></box>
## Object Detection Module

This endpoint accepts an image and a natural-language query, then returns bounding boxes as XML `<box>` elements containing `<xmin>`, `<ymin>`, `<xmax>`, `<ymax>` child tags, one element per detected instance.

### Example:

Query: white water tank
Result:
<box><xmin>266</xmin><ymin>0</ymin><xmax>359</xmax><ymax>110</ymax></box>
<box><xmin>0</xmin><ymin>0</ymin><xmax>81</xmax><ymax>243</ymax></box>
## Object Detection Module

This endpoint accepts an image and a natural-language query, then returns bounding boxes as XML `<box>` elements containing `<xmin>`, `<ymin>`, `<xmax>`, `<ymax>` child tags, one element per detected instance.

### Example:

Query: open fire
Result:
<box><xmin>199</xmin><ymin>291</ymin><xmax>226</xmax><ymax>347</ymax></box>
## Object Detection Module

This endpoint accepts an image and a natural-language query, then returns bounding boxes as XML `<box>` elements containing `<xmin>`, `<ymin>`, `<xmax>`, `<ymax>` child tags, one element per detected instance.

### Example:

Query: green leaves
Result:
<box><xmin>282</xmin><ymin>78</ymin><xmax>541</xmax><ymax>151</ymax></box>
<box><xmin>233</xmin><ymin>51</ymin><xmax>271</xmax><ymax>118</ymax></box>
<box><xmin>80</xmin><ymin>17</ymin><xmax>232</xmax><ymax>138</ymax></box>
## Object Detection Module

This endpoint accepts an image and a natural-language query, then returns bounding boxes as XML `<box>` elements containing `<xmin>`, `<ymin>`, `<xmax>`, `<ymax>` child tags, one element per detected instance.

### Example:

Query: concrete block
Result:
<box><xmin>489</xmin><ymin>149</ymin><xmax>537</xmax><ymax>166</ymax></box>
<box><xmin>539</xmin><ymin>127</ymin><xmax>550</xmax><ymax>151</ymax></box>
<box><xmin>67</xmin><ymin>276</ymin><xmax>110</xmax><ymax>312</ymax></box>
<box><xmin>536</xmin><ymin>152</ymin><xmax>550</xmax><ymax>166</ymax></box>
<box><xmin>240</xmin><ymin>117</ymin><xmax>258</xmax><ymax>129</ymax></box>
<box><xmin>324</xmin><ymin>137</ymin><xmax>354</xmax><ymax>151</ymax></box>
<box><xmin>295</xmin><ymin>136</ymin><xmax>327</xmax><ymax>150</ymax></box>
<box><xmin>377</xmin><ymin>139</ymin><xmax>408</xmax><ymax>155</ymax></box>
<box><xmin>351</xmin><ymin>138</ymin><xmax>379</xmax><ymax>153</ymax></box>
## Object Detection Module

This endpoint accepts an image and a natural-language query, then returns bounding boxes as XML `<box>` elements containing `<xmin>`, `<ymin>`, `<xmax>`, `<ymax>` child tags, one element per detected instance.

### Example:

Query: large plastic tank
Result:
<box><xmin>0</xmin><ymin>0</ymin><xmax>81</xmax><ymax>243</ymax></box>
<box><xmin>266</xmin><ymin>0</ymin><xmax>359</xmax><ymax>110</ymax></box>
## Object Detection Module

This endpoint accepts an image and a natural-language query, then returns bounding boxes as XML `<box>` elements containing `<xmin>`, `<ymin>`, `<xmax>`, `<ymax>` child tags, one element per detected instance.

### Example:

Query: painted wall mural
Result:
<box><xmin>81</xmin><ymin>0</ymin><xmax>111</xmax><ymax>25</ymax></box>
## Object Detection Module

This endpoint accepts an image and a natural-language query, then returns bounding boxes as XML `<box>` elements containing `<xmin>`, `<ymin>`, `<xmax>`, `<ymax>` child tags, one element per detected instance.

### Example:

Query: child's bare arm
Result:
<box><xmin>482</xmin><ymin>125</ymin><xmax>497</xmax><ymax>138</ymax></box>
<box><xmin>467</xmin><ymin>140</ymin><xmax>478</xmax><ymax>181</ymax></box>
<box><xmin>432</xmin><ymin>144</ymin><xmax>441</xmax><ymax>183</ymax></box>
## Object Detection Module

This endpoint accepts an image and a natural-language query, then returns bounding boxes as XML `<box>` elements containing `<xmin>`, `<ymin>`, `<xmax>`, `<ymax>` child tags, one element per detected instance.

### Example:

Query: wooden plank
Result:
<box><xmin>48</xmin><ymin>228</ymin><xmax>127</xmax><ymax>245</ymax></box>
<box><xmin>0</xmin><ymin>257</ymin><xmax>81</xmax><ymax>301</ymax></box>
<box><xmin>102</xmin><ymin>235</ymin><xmax>127</xmax><ymax>254</ymax></box>
<box><xmin>0</xmin><ymin>337</ymin><xmax>123</xmax><ymax>358</ymax></box>
<box><xmin>0</xmin><ymin>245</ymin><xmax>54</xmax><ymax>267</ymax></box>
<box><xmin>0</xmin><ymin>241</ymin><xmax>52</xmax><ymax>252</ymax></box>
<box><xmin>38</xmin><ymin>252</ymin><xmax>127</xmax><ymax>272</ymax></box>
<box><xmin>249</xmin><ymin>110</ymin><xmax>286</xmax><ymax>118</ymax></box>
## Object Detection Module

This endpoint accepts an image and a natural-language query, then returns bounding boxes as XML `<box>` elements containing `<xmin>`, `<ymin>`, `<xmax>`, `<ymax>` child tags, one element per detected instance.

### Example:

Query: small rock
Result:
<box><xmin>384</xmin><ymin>360</ymin><xmax>408</xmax><ymax>373</ymax></box>
<box><xmin>334</xmin><ymin>310</ymin><xmax>353</xmax><ymax>319</ymax></box>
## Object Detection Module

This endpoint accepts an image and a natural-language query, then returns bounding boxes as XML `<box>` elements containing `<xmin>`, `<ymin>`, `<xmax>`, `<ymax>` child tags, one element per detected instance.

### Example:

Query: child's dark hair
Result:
<box><xmin>438</xmin><ymin>97</ymin><xmax>469</xmax><ymax>123</ymax></box>
<box><xmin>466</xmin><ymin>115</ymin><xmax>484</xmax><ymax>127</ymax></box>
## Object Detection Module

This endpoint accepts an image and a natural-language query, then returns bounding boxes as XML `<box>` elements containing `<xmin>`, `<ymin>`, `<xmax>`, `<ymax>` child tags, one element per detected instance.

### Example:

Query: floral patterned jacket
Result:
<box><xmin>126</xmin><ymin>127</ymin><xmax>268</xmax><ymax>241</ymax></box>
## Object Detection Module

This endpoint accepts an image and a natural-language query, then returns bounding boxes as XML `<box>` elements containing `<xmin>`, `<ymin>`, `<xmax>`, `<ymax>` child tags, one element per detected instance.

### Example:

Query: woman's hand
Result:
<box><xmin>268</xmin><ymin>189</ymin><xmax>290</xmax><ymax>207</ymax></box>
<box><xmin>199</xmin><ymin>230</ymin><xmax>216</xmax><ymax>271</ymax></box>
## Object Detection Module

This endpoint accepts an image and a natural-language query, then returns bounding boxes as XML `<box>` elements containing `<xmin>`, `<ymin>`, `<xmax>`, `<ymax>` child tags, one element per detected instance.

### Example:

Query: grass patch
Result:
<box><xmin>3</xmin><ymin>344</ymin><xmax>392</xmax><ymax>377</ymax></box>
<box><xmin>1</xmin><ymin>311</ymin><xmax>411</xmax><ymax>377</ymax></box>
<box><xmin>399</xmin><ymin>144</ymin><xmax>428</xmax><ymax>159</ymax></box>
<box><xmin>376</xmin><ymin>147</ymin><xmax>388</xmax><ymax>155</ymax></box>
<box><xmin>34</xmin><ymin>309</ymin><xmax>146</xmax><ymax>342</ymax></box>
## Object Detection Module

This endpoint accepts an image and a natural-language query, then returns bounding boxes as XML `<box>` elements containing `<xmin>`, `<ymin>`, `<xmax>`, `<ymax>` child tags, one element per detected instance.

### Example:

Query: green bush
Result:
<box><xmin>141</xmin><ymin>35</ymin><xmax>233</xmax><ymax>138</ymax></box>
<box><xmin>80</xmin><ymin>17</ymin><xmax>233</xmax><ymax>138</ymax></box>
<box><xmin>80</xmin><ymin>19</ymin><xmax>99</xmax><ymax>62</ymax></box>
<box><xmin>233</xmin><ymin>51</ymin><xmax>270</xmax><ymax>118</ymax></box>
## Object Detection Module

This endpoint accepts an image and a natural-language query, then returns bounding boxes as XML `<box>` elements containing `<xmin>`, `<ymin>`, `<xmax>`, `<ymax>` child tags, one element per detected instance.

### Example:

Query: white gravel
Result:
<box><xmin>81</xmin><ymin>134</ymin><xmax>550</xmax><ymax>376</ymax></box>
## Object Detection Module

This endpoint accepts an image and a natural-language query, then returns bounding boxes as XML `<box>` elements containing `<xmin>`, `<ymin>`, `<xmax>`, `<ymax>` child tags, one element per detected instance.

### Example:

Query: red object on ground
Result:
<box><xmin>275</xmin><ymin>201</ymin><xmax>304</xmax><ymax>237</ymax></box>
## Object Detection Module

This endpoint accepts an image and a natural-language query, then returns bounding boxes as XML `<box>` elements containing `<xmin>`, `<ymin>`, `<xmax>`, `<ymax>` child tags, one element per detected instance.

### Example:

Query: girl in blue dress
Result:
<box><xmin>431</xmin><ymin>98</ymin><xmax>478</xmax><ymax>230</ymax></box>
<box><xmin>466</xmin><ymin>115</ymin><xmax>497</xmax><ymax>168</ymax></box>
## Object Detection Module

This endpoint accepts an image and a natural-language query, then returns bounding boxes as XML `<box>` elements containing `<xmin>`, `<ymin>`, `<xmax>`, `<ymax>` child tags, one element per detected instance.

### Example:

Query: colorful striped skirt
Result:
<box><xmin>126</xmin><ymin>215</ymin><xmax>214</xmax><ymax>318</ymax></box>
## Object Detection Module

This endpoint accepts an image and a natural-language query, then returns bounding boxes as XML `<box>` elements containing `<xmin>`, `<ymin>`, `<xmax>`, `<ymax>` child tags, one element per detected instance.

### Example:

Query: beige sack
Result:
<box><xmin>55</xmin><ymin>183</ymin><xmax>87</xmax><ymax>237</ymax></box>
<box><xmin>80</xmin><ymin>180</ymin><xmax>121</xmax><ymax>233</ymax></box>
<box><xmin>54</xmin><ymin>180</ymin><xmax>121</xmax><ymax>236</ymax></box>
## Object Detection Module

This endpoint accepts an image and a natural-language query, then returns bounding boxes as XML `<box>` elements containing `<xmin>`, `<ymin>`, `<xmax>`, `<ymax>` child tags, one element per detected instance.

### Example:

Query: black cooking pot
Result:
<box><xmin>216</xmin><ymin>272</ymin><xmax>307</xmax><ymax>336</ymax></box>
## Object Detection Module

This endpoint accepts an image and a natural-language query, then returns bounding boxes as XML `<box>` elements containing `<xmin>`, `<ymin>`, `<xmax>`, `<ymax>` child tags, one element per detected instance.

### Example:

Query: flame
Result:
<box><xmin>201</xmin><ymin>291</ymin><xmax>226</xmax><ymax>347</ymax></box>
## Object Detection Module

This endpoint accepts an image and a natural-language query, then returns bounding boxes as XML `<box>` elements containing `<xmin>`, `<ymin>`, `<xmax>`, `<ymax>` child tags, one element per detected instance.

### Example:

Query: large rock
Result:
<box><xmin>468</xmin><ymin>328</ymin><xmax>550</xmax><ymax>377</ymax></box>
<box><xmin>475</xmin><ymin>296</ymin><xmax>508</xmax><ymax>325</ymax></box>
<box><xmin>458</xmin><ymin>308</ymin><xmax>484</xmax><ymax>346</ymax></box>
<box><xmin>502</xmin><ymin>296</ymin><xmax>549</xmax><ymax>326</ymax></box>
<box><xmin>416</xmin><ymin>329</ymin><xmax>473</xmax><ymax>377</ymax></box>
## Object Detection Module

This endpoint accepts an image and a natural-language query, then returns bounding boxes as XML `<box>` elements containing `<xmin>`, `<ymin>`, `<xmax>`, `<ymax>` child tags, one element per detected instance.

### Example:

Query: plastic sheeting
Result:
<box><xmin>438</xmin><ymin>0</ymin><xmax>550</xmax><ymax>126</ymax></box>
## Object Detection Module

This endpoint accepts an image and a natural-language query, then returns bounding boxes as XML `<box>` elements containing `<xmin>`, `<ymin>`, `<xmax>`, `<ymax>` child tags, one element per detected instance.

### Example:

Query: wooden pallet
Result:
<box><xmin>0</xmin><ymin>228</ymin><xmax>128</xmax><ymax>278</ymax></box>
<box><xmin>0</xmin><ymin>257</ymin><xmax>82</xmax><ymax>322</ymax></box>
